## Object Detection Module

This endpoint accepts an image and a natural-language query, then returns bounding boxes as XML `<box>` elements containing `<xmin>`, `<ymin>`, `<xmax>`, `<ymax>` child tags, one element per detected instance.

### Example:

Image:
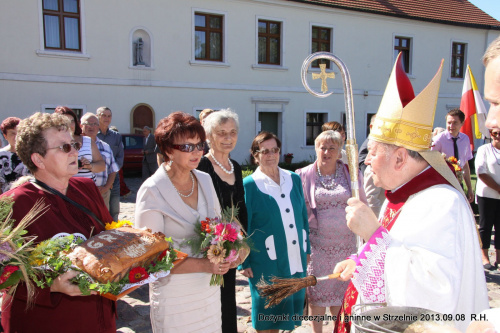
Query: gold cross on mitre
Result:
<box><xmin>312</xmin><ymin>63</ymin><xmax>335</xmax><ymax>93</ymax></box>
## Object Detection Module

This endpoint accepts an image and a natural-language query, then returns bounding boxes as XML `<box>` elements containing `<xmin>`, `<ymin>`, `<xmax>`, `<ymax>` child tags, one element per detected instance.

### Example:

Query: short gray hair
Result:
<box><xmin>483</xmin><ymin>35</ymin><xmax>500</xmax><ymax>66</ymax></box>
<box><xmin>375</xmin><ymin>141</ymin><xmax>425</xmax><ymax>162</ymax></box>
<box><xmin>315</xmin><ymin>130</ymin><xmax>343</xmax><ymax>148</ymax></box>
<box><xmin>96</xmin><ymin>106</ymin><xmax>111</xmax><ymax>117</ymax></box>
<box><xmin>143</xmin><ymin>126</ymin><xmax>152</xmax><ymax>131</ymax></box>
<box><xmin>81</xmin><ymin>112</ymin><xmax>98</xmax><ymax>124</ymax></box>
<box><xmin>203</xmin><ymin>108</ymin><xmax>239</xmax><ymax>136</ymax></box>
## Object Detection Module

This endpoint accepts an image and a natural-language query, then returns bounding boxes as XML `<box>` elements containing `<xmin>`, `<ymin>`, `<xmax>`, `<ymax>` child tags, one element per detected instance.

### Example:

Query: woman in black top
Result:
<box><xmin>197</xmin><ymin>108</ymin><xmax>248</xmax><ymax>333</ymax></box>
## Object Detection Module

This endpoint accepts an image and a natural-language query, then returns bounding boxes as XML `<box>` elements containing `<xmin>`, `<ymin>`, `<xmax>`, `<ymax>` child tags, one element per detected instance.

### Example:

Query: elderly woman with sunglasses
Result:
<box><xmin>197</xmin><ymin>108</ymin><xmax>248</xmax><ymax>333</ymax></box>
<box><xmin>1</xmin><ymin>112</ymin><xmax>115</xmax><ymax>333</ymax></box>
<box><xmin>475</xmin><ymin>128</ymin><xmax>500</xmax><ymax>271</ymax></box>
<box><xmin>240</xmin><ymin>131</ymin><xmax>309</xmax><ymax>333</ymax></box>
<box><xmin>135</xmin><ymin>112</ymin><xmax>229</xmax><ymax>332</ymax></box>
<box><xmin>295</xmin><ymin>130</ymin><xmax>366</xmax><ymax>332</ymax></box>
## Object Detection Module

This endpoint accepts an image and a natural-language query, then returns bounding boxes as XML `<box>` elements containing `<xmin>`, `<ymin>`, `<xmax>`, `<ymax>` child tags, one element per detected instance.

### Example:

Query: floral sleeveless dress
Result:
<box><xmin>306</xmin><ymin>162</ymin><xmax>356</xmax><ymax>306</ymax></box>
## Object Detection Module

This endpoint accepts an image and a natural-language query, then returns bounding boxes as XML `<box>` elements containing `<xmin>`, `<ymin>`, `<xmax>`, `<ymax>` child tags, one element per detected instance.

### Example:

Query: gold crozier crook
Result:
<box><xmin>301</xmin><ymin>52</ymin><xmax>362</xmax><ymax>250</ymax></box>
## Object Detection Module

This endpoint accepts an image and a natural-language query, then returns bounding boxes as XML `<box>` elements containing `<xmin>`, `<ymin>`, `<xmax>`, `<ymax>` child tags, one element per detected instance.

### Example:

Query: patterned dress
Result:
<box><xmin>307</xmin><ymin>162</ymin><xmax>355</xmax><ymax>307</ymax></box>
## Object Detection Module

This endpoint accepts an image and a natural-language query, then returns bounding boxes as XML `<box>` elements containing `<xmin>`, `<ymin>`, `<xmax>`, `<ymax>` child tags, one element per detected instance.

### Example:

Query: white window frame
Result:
<box><xmin>392</xmin><ymin>33</ymin><xmax>415</xmax><ymax>78</ymax></box>
<box><xmin>36</xmin><ymin>0</ymin><xmax>90</xmax><ymax>59</ymax></box>
<box><xmin>364</xmin><ymin>112</ymin><xmax>377</xmax><ymax>138</ymax></box>
<box><xmin>251</xmin><ymin>97</ymin><xmax>288</xmax><ymax>158</ymax></box>
<box><xmin>252</xmin><ymin>15</ymin><xmax>288</xmax><ymax>71</ymax></box>
<box><xmin>448</xmin><ymin>39</ymin><xmax>468</xmax><ymax>81</ymax></box>
<box><xmin>308</xmin><ymin>22</ymin><xmax>335</xmax><ymax>72</ymax></box>
<box><xmin>192</xmin><ymin>107</ymin><xmax>222</xmax><ymax>119</ymax></box>
<box><xmin>190</xmin><ymin>8</ymin><xmax>229</xmax><ymax>67</ymax></box>
<box><xmin>41</xmin><ymin>104</ymin><xmax>87</xmax><ymax>116</ymax></box>
<box><xmin>303</xmin><ymin>110</ymin><xmax>329</xmax><ymax>147</ymax></box>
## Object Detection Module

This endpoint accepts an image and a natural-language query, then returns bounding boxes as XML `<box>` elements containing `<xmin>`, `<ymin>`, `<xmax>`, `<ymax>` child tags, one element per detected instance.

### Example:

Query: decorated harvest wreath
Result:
<box><xmin>29</xmin><ymin>224</ymin><xmax>183</xmax><ymax>298</ymax></box>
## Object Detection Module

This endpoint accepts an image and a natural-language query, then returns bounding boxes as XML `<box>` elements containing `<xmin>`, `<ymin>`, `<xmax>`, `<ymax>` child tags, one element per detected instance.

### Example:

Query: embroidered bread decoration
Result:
<box><xmin>68</xmin><ymin>226</ymin><xmax>169</xmax><ymax>283</ymax></box>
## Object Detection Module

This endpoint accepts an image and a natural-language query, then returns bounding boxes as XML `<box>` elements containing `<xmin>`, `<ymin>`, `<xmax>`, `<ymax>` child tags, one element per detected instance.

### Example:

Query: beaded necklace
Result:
<box><xmin>209</xmin><ymin>150</ymin><xmax>234</xmax><ymax>174</ymax></box>
<box><xmin>316</xmin><ymin>162</ymin><xmax>340</xmax><ymax>189</ymax></box>
<box><xmin>164</xmin><ymin>166</ymin><xmax>195</xmax><ymax>198</ymax></box>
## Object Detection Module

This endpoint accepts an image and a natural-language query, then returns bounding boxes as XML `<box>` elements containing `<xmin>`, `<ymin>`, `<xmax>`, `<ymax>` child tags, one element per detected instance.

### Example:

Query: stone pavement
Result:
<box><xmin>116</xmin><ymin>176</ymin><xmax>500</xmax><ymax>333</ymax></box>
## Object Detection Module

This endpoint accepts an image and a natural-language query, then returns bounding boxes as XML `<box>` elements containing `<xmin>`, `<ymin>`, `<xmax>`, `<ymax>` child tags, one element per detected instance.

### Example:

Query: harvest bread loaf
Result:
<box><xmin>68</xmin><ymin>226</ymin><xmax>169</xmax><ymax>283</ymax></box>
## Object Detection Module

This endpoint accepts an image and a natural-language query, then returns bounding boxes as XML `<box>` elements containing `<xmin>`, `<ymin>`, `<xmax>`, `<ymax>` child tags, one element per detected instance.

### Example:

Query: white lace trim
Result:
<box><xmin>351</xmin><ymin>230</ymin><xmax>391</xmax><ymax>303</ymax></box>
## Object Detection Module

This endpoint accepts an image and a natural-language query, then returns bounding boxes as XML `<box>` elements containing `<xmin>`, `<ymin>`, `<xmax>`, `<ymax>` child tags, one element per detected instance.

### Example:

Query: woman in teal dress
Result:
<box><xmin>240</xmin><ymin>131</ymin><xmax>309</xmax><ymax>332</ymax></box>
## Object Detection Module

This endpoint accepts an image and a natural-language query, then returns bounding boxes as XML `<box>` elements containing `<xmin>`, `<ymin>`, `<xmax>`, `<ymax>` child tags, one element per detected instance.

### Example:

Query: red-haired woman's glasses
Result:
<box><xmin>47</xmin><ymin>142</ymin><xmax>82</xmax><ymax>153</ymax></box>
<box><xmin>489</xmin><ymin>130</ymin><xmax>500</xmax><ymax>138</ymax></box>
<box><xmin>172</xmin><ymin>142</ymin><xmax>206</xmax><ymax>153</ymax></box>
<box><xmin>256</xmin><ymin>147</ymin><xmax>280</xmax><ymax>155</ymax></box>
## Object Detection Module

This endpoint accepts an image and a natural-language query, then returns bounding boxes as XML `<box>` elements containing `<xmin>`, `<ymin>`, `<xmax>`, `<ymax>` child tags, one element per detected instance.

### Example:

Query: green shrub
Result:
<box><xmin>240</xmin><ymin>160</ymin><xmax>312</xmax><ymax>178</ymax></box>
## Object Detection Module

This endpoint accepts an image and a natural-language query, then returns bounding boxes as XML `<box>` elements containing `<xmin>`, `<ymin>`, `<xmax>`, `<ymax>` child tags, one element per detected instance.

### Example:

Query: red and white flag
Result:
<box><xmin>460</xmin><ymin>65</ymin><xmax>489</xmax><ymax>151</ymax></box>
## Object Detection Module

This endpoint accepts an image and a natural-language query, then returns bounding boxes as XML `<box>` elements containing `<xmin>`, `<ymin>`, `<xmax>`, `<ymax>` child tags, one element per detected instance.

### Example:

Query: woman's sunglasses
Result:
<box><xmin>47</xmin><ymin>142</ymin><xmax>82</xmax><ymax>153</ymax></box>
<box><xmin>489</xmin><ymin>130</ymin><xmax>500</xmax><ymax>138</ymax></box>
<box><xmin>256</xmin><ymin>147</ymin><xmax>280</xmax><ymax>155</ymax></box>
<box><xmin>172</xmin><ymin>142</ymin><xmax>206</xmax><ymax>153</ymax></box>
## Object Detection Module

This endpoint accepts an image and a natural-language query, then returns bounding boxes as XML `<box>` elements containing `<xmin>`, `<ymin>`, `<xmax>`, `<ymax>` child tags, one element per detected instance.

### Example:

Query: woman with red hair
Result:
<box><xmin>135</xmin><ymin>111</ymin><xmax>229</xmax><ymax>332</ymax></box>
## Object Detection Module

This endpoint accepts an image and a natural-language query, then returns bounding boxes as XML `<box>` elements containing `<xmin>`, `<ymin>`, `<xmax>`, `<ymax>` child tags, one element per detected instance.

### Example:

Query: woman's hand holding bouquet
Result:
<box><xmin>186</xmin><ymin>206</ymin><xmax>250</xmax><ymax>286</ymax></box>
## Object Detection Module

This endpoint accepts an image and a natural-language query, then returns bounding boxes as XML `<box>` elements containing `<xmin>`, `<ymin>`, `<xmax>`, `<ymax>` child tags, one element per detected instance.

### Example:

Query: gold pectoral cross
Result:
<box><xmin>312</xmin><ymin>63</ymin><xmax>335</xmax><ymax>93</ymax></box>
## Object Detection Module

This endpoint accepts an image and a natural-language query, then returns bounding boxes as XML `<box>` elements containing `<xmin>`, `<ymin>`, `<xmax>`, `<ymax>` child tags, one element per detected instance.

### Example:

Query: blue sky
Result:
<box><xmin>469</xmin><ymin>0</ymin><xmax>500</xmax><ymax>21</ymax></box>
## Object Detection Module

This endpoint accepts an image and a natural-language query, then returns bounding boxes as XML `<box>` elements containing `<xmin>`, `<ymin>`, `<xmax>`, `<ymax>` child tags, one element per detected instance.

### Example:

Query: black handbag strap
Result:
<box><xmin>30</xmin><ymin>178</ymin><xmax>105</xmax><ymax>228</ymax></box>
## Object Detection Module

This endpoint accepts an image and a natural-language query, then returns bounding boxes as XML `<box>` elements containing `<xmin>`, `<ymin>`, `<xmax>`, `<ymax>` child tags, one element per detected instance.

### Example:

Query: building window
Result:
<box><xmin>42</xmin><ymin>0</ymin><xmax>81</xmax><ymax>51</ymax></box>
<box><xmin>366</xmin><ymin>113</ymin><xmax>376</xmax><ymax>137</ymax></box>
<box><xmin>311</xmin><ymin>26</ymin><xmax>331</xmax><ymax>68</ymax></box>
<box><xmin>451</xmin><ymin>42</ymin><xmax>466</xmax><ymax>78</ymax></box>
<box><xmin>195</xmin><ymin>13</ymin><xmax>223</xmax><ymax>61</ymax></box>
<box><xmin>45</xmin><ymin>107</ymin><xmax>83</xmax><ymax>118</ymax></box>
<box><xmin>258</xmin><ymin>20</ymin><xmax>281</xmax><ymax>65</ymax></box>
<box><xmin>394</xmin><ymin>36</ymin><xmax>411</xmax><ymax>73</ymax></box>
<box><xmin>306</xmin><ymin>113</ymin><xmax>327</xmax><ymax>146</ymax></box>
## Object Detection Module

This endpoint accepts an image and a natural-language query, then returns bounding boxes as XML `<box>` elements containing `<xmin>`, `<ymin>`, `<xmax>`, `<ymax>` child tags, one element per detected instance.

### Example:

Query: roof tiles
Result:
<box><xmin>286</xmin><ymin>0</ymin><xmax>500</xmax><ymax>29</ymax></box>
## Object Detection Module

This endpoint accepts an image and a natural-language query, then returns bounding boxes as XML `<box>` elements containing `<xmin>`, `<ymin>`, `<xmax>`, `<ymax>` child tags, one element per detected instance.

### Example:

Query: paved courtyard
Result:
<box><xmin>116</xmin><ymin>176</ymin><xmax>500</xmax><ymax>333</ymax></box>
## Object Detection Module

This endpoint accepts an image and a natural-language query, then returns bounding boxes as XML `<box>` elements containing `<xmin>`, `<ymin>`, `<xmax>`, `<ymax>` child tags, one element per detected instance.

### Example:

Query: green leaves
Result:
<box><xmin>31</xmin><ymin>234</ymin><xmax>178</xmax><ymax>296</ymax></box>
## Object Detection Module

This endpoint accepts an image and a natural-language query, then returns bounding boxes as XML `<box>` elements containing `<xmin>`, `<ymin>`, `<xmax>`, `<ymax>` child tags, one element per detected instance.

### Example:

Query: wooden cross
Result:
<box><xmin>312</xmin><ymin>63</ymin><xmax>335</xmax><ymax>93</ymax></box>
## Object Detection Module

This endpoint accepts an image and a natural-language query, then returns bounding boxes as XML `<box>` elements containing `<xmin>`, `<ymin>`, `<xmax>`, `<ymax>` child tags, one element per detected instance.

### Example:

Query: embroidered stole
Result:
<box><xmin>333</xmin><ymin>166</ymin><xmax>449</xmax><ymax>333</ymax></box>
<box><xmin>333</xmin><ymin>200</ymin><xmax>403</xmax><ymax>332</ymax></box>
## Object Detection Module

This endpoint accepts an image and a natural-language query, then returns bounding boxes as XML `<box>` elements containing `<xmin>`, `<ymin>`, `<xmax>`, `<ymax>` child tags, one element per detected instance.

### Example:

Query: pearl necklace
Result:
<box><xmin>165</xmin><ymin>167</ymin><xmax>195</xmax><ymax>198</ymax></box>
<box><xmin>209</xmin><ymin>150</ymin><xmax>234</xmax><ymax>174</ymax></box>
<box><xmin>317</xmin><ymin>163</ymin><xmax>339</xmax><ymax>189</ymax></box>
<box><xmin>491</xmin><ymin>143</ymin><xmax>500</xmax><ymax>165</ymax></box>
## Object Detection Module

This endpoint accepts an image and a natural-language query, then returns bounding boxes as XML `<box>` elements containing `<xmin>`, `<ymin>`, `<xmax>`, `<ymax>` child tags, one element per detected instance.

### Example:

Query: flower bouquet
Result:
<box><xmin>29</xmin><ymin>221</ymin><xmax>187</xmax><ymax>300</ymax></box>
<box><xmin>444</xmin><ymin>155</ymin><xmax>464</xmax><ymax>183</ymax></box>
<box><xmin>0</xmin><ymin>197</ymin><xmax>49</xmax><ymax>303</ymax></box>
<box><xmin>186</xmin><ymin>206</ymin><xmax>250</xmax><ymax>286</ymax></box>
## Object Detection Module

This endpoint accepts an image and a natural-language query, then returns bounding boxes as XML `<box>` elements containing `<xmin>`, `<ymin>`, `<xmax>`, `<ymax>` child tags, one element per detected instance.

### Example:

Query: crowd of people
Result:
<box><xmin>1</xmin><ymin>36</ymin><xmax>500</xmax><ymax>333</ymax></box>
